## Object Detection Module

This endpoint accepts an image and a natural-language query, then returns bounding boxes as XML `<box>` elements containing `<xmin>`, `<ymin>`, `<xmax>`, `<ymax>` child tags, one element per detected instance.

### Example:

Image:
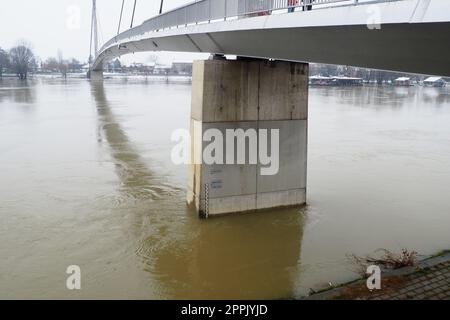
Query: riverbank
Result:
<box><xmin>0</xmin><ymin>73</ymin><xmax>193</xmax><ymax>85</ymax></box>
<box><xmin>306</xmin><ymin>250</ymin><xmax>450</xmax><ymax>300</ymax></box>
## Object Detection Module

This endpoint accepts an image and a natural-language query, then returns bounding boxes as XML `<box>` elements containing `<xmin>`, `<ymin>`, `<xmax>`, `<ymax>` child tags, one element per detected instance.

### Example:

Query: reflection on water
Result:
<box><xmin>90</xmin><ymin>83</ymin><xmax>305</xmax><ymax>299</ymax></box>
<box><xmin>134</xmin><ymin>208</ymin><xmax>305</xmax><ymax>299</ymax></box>
<box><xmin>0</xmin><ymin>78</ymin><xmax>449</xmax><ymax>299</ymax></box>
<box><xmin>317</xmin><ymin>86</ymin><xmax>450</xmax><ymax>109</ymax></box>
<box><xmin>91</xmin><ymin>83</ymin><xmax>179</xmax><ymax>200</ymax></box>
<box><xmin>0</xmin><ymin>78</ymin><xmax>36</xmax><ymax>104</ymax></box>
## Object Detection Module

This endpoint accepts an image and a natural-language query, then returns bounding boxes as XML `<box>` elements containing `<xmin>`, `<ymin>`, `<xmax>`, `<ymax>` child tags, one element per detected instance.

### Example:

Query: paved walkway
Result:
<box><xmin>368</xmin><ymin>260</ymin><xmax>450</xmax><ymax>300</ymax></box>
<box><xmin>308</xmin><ymin>252</ymin><xmax>450</xmax><ymax>300</ymax></box>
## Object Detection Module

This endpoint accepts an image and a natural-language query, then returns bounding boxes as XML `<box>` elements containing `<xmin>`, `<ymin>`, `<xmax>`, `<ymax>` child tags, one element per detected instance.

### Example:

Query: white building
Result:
<box><xmin>423</xmin><ymin>76</ymin><xmax>446</xmax><ymax>87</ymax></box>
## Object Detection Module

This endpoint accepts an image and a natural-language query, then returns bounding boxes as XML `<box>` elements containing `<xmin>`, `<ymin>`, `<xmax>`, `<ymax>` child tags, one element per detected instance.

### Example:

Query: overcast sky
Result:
<box><xmin>0</xmin><ymin>0</ymin><xmax>208</xmax><ymax>64</ymax></box>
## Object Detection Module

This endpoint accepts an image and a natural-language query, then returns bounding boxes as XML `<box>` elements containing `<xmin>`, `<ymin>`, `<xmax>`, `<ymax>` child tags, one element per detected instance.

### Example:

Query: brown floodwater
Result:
<box><xmin>0</xmin><ymin>76</ymin><xmax>449</xmax><ymax>299</ymax></box>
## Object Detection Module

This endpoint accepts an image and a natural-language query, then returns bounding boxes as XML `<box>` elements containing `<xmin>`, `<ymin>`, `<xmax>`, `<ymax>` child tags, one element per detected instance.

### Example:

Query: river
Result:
<box><xmin>1</xmin><ymin>76</ymin><xmax>449</xmax><ymax>299</ymax></box>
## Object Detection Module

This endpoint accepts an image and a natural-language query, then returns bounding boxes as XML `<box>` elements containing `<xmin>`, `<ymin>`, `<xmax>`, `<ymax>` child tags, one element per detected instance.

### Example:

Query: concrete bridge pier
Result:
<box><xmin>88</xmin><ymin>70</ymin><xmax>104</xmax><ymax>81</ymax></box>
<box><xmin>187</xmin><ymin>59</ymin><xmax>308</xmax><ymax>218</ymax></box>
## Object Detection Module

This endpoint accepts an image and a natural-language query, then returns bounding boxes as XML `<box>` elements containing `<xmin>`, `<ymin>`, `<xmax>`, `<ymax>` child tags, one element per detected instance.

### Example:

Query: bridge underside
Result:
<box><xmin>93</xmin><ymin>0</ymin><xmax>450</xmax><ymax>76</ymax></box>
<box><xmin>94</xmin><ymin>22</ymin><xmax>450</xmax><ymax>76</ymax></box>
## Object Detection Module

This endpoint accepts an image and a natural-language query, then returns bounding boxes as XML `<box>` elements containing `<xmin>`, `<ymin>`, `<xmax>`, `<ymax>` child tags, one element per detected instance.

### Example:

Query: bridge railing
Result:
<box><xmin>145</xmin><ymin>0</ymin><xmax>355</xmax><ymax>32</ymax></box>
<box><xmin>99</xmin><ymin>0</ymin><xmax>390</xmax><ymax>54</ymax></box>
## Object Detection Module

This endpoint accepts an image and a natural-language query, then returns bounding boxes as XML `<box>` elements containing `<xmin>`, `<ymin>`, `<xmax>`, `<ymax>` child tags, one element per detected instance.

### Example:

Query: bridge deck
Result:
<box><xmin>93</xmin><ymin>0</ymin><xmax>450</xmax><ymax>76</ymax></box>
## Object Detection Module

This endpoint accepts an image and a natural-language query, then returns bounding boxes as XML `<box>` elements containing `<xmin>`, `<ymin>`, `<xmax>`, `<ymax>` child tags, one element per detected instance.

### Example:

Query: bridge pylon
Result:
<box><xmin>88</xmin><ymin>0</ymin><xmax>102</xmax><ymax>80</ymax></box>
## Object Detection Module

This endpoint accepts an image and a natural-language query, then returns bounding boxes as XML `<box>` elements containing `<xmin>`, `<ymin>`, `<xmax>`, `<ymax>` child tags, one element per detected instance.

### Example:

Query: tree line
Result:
<box><xmin>0</xmin><ymin>42</ymin><xmax>36</xmax><ymax>80</ymax></box>
<box><xmin>0</xmin><ymin>42</ymin><xmax>85</xmax><ymax>80</ymax></box>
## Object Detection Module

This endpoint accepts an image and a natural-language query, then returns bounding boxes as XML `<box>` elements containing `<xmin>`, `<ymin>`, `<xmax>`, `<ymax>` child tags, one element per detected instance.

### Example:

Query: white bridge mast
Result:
<box><xmin>89</xmin><ymin>0</ymin><xmax>99</xmax><ymax>67</ymax></box>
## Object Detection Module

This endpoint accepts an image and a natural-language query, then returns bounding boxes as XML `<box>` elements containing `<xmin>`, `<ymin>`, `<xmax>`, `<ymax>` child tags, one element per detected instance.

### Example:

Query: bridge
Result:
<box><xmin>92</xmin><ymin>0</ymin><xmax>450</xmax><ymax>76</ymax></box>
<box><xmin>89</xmin><ymin>0</ymin><xmax>450</xmax><ymax>218</ymax></box>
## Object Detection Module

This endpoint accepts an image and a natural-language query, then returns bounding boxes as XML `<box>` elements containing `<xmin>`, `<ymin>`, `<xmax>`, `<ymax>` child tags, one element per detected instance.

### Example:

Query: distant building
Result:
<box><xmin>423</xmin><ymin>76</ymin><xmax>446</xmax><ymax>87</ymax></box>
<box><xmin>332</xmin><ymin>76</ymin><xmax>363</xmax><ymax>86</ymax></box>
<box><xmin>67</xmin><ymin>59</ymin><xmax>84</xmax><ymax>73</ymax></box>
<box><xmin>309</xmin><ymin>76</ymin><xmax>333</xmax><ymax>86</ymax></box>
<box><xmin>153</xmin><ymin>64</ymin><xmax>172</xmax><ymax>75</ymax></box>
<box><xmin>171</xmin><ymin>62</ymin><xmax>193</xmax><ymax>75</ymax></box>
<box><xmin>125</xmin><ymin>62</ymin><xmax>155</xmax><ymax>74</ymax></box>
<box><xmin>106</xmin><ymin>59</ymin><xmax>123</xmax><ymax>73</ymax></box>
<box><xmin>309</xmin><ymin>75</ymin><xmax>363</xmax><ymax>86</ymax></box>
<box><xmin>394</xmin><ymin>77</ymin><xmax>412</xmax><ymax>86</ymax></box>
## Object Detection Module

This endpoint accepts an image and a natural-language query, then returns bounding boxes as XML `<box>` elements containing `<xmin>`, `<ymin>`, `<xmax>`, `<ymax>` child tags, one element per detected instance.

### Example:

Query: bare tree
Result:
<box><xmin>57</xmin><ymin>50</ymin><xmax>68</xmax><ymax>78</ymax></box>
<box><xmin>0</xmin><ymin>47</ymin><xmax>10</xmax><ymax>78</ymax></box>
<box><xmin>9</xmin><ymin>42</ymin><xmax>35</xmax><ymax>80</ymax></box>
<box><xmin>43</xmin><ymin>57</ymin><xmax>59</xmax><ymax>72</ymax></box>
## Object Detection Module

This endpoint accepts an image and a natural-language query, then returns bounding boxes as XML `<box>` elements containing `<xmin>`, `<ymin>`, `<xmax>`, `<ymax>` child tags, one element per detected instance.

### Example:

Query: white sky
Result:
<box><xmin>0</xmin><ymin>0</ymin><xmax>208</xmax><ymax>64</ymax></box>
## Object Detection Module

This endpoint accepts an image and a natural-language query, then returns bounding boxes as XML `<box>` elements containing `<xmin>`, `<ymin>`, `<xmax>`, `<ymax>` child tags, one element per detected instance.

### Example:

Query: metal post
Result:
<box><xmin>204</xmin><ymin>183</ymin><xmax>210</xmax><ymax>219</ymax></box>
<box><xmin>117</xmin><ymin>0</ymin><xmax>125</xmax><ymax>34</ymax></box>
<box><xmin>130</xmin><ymin>0</ymin><xmax>137</xmax><ymax>28</ymax></box>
